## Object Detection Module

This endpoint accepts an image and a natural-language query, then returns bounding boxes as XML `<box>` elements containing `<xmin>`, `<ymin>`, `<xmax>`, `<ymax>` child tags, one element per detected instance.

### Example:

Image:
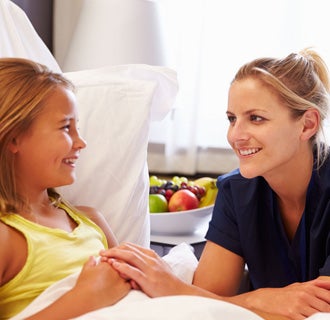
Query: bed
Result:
<box><xmin>2</xmin><ymin>1</ymin><xmax>329</xmax><ymax>319</ymax></box>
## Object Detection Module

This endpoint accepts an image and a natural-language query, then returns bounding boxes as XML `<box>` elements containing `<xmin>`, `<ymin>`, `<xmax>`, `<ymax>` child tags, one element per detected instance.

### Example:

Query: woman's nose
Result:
<box><xmin>227</xmin><ymin>120</ymin><xmax>250</xmax><ymax>143</ymax></box>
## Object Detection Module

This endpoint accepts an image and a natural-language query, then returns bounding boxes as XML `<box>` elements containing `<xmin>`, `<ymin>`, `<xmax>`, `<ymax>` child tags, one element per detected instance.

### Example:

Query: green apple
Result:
<box><xmin>149</xmin><ymin>194</ymin><xmax>168</xmax><ymax>213</ymax></box>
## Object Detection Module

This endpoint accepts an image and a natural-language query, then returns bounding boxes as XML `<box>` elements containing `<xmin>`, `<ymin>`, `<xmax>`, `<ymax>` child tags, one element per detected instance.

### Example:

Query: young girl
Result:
<box><xmin>0</xmin><ymin>58</ymin><xmax>130</xmax><ymax>320</ymax></box>
<box><xmin>102</xmin><ymin>48</ymin><xmax>330</xmax><ymax>319</ymax></box>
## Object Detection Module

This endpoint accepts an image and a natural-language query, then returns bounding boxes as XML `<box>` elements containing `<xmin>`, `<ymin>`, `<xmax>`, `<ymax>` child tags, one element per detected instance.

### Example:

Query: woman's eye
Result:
<box><xmin>227</xmin><ymin>115</ymin><xmax>236</xmax><ymax>123</ymax></box>
<box><xmin>250</xmin><ymin>115</ymin><xmax>264</xmax><ymax>122</ymax></box>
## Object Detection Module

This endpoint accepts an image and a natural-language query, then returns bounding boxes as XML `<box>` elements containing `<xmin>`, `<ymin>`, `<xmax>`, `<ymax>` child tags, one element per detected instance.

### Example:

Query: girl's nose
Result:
<box><xmin>75</xmin><ymin>133</ymin><xmax>87</xmax><ymax>150</ymax></box>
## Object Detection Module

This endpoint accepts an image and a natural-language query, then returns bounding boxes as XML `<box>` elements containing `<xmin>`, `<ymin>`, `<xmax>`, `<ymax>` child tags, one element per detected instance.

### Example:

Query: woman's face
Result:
<box><xmin>12</xmin><ymin>86</ymin><xmax>86</xmax><ymax>193</ymax></box>
<box><xmin>226</xmin><ymin>77</ymin><xmax>305</xmax><ymax>180</ymax></box>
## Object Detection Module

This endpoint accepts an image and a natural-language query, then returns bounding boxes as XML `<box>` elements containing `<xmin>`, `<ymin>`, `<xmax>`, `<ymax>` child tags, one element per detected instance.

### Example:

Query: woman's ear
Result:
<box><xmin>300</xmin><ymin>108</ymin><xmax>320</xmax><ymax>141</ymax></box>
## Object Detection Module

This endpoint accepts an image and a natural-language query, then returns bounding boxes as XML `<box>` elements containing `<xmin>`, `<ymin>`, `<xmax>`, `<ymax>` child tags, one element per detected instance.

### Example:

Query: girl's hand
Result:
<box><xmin>26</xmin><ymin>257</ymin><xmax>131</xmax><ymax>320</ymax></box>
<box><xmin>73</xmin><ymin>256</ymin><xmax>131</xmax><ymax>307</ymax></box>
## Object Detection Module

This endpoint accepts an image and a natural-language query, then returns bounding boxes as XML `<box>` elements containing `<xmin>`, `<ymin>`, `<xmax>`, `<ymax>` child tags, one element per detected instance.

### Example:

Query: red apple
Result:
<box><xmin>168</xmin><ymin>189</ymin><xmax>199</xmax><ymax>212</ymax></box>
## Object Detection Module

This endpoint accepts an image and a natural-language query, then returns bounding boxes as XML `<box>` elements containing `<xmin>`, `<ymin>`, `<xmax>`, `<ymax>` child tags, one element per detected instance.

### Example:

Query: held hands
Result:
<box><xmin>99</xmin><ymin>243</ymin><xmax>330</xmax><ymax>320</ymax></box>
<box><xmin>99</xmin><ymin>242</ymin><xmax>190</xmax><ymax>297</ymax></box>
<box><xmin>233</xmin><ymin>276</ymin><xmax>330</xmax><ymax>320</ymax></box>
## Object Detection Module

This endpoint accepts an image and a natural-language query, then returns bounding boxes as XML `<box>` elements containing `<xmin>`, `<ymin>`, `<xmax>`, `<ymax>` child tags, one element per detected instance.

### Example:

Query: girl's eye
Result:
<box><xmin>62</xmin><ymin>125</ymin><xmax>70</xmax><ymax>131</ymax></box>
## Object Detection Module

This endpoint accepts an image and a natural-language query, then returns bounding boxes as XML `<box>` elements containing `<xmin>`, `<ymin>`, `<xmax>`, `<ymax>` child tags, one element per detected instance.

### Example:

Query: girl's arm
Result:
<box><xmin>26</xmin><ymin>257</ymin><xmax>130</xmax><ymax>320</ymax></box>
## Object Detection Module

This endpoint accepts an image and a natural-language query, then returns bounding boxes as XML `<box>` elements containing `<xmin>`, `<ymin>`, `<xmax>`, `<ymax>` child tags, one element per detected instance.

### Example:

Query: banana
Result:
<box><xmin>199</xmin><ymin>186</ymin><xmax>218</xmax><ymax>207</ymax></box>
<box><xmin>194</xmin><ymin>177</ymin><xmax>218</xmax><ymax>207</ymax></box>
<box><xmin>194</xmin><ymin>177</ymin><xmax>216</xmax><ymax>190</ymax></box>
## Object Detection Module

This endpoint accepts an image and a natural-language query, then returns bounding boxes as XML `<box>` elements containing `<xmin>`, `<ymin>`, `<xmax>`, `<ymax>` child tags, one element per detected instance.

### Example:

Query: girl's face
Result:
<box><xmin>11</xmin><ymin>86</ymin><xmax>86</xmax><ymax>192</ymax></box>
<box><xmin>226</xmin><ymin>77</ymin><xmax>306</xmax><ymax>181</ymax></box>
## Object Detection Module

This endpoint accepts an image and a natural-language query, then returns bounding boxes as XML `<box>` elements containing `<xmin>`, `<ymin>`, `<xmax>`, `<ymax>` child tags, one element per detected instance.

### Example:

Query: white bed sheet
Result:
<box><xmin>72</xmin><ymin>296</ymin><xmax>263</xmax><ymax>320</ymax></box>
<box><xmin>11</xmin><ymin>243</ymin><xmax>262</xmax><ymax>320</ymax></box>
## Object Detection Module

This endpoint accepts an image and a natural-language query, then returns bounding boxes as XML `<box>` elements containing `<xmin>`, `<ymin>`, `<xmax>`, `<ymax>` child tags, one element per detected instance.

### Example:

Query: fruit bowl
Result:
<box><xmin>150</xmin><ymin>205</ymin><xmax>214</xmax><ymax>235</ymax></box>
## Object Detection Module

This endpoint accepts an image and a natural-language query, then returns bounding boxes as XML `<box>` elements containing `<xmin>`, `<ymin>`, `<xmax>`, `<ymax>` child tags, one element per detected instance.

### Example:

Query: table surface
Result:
<box><xmin>150</xmin><ymin>222</ymin><xmax>208</xmax><ymax>245</ymax></box>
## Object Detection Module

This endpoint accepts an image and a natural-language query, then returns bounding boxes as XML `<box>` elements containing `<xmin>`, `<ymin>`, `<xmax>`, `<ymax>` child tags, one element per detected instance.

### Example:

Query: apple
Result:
<box><xmin>168</xmin><ymin>189</ymin><xmax>199</xmax><ymax>212</ymax></box>
<box><xmin>149</xmin><ymin>194</ymin><xmax>168</xmax><ymax>213</ymax></box>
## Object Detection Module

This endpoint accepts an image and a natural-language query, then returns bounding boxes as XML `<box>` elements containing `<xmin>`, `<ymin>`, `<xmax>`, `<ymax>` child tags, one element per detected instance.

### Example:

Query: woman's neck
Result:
<box><xmin>265</xmin><ymin>148</ymin><xmax>314</xmax><ymax>240</ymax></box>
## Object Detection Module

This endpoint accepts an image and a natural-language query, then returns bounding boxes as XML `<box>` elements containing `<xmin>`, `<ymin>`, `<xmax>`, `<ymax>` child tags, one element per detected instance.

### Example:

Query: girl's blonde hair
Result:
<box><xmin>0</xmin><ymin>58</ymin><xmax>74</xmax><ymax>215</ymax></box>
<box><xmin>233</xmin><ymin>48</ymin><xmax>330</xmax><ymax>168</ymax></box>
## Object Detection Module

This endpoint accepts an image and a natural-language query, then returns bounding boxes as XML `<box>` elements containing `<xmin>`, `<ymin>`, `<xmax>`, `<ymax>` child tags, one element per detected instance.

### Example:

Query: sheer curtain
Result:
<box><xmin>147</xmin><ymin>0</ymin><xmax>330</xmax><ymax>174</ymax></box>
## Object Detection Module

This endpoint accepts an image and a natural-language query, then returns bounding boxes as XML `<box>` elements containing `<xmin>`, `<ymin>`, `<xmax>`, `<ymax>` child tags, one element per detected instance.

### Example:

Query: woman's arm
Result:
<box><xmin>230</xmin><ymin>276</ymin><xmax>330</xmax><ymax>320</ymax></box>
<box><xmin>194</xmin><ymin>240</ymin><xmax>245</xmax><ymax>296</ymax></box>
<box><xmin>26</xmin><ymin>257</ymin><xmax>130</xmax><ymax>320</ymax></box>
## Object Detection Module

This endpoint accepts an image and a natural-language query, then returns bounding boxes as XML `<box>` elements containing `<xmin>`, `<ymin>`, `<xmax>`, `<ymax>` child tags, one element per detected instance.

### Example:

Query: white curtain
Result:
<box><xmin>147</xmin><ymin>0</ymin><xmax>330</xmax><ymax>174</ymax></box>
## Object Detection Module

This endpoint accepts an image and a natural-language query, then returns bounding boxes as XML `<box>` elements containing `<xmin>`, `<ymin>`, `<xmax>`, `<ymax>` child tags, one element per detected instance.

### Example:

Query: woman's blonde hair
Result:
<box><xmin>0</xmin><ymin>58</ymin><xmax>74</xmax><ymax>215</ymax></box>
<box><xmin>233</xmin><ymin>48</ymin><xmax>330</xmax><ymax>168</ymax></box>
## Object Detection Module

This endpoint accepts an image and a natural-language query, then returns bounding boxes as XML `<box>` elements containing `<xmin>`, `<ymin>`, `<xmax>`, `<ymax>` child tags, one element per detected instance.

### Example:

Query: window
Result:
<box><xmin>148</xmin><ymin>0</ymin><xmax>330</xmax><ymax>174</ymax></box>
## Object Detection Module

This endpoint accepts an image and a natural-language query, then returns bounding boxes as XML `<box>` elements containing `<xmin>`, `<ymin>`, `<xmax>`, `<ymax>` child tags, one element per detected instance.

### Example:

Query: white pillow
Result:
<box><xmin>57</xmin><ymin>64</ymin><xmax>178</xmax><ymax>247</ymax></box>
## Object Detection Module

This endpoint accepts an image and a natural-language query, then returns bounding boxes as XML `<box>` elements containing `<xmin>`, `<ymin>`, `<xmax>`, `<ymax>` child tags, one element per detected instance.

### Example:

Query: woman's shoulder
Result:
<box><xmin>216</xmin><ymin>169</ymin><xmax>271</xmax><ymax>202</ymax></box>
<box><xmin>315</xmin><ymin>150</ymin><xmax>330</xmax><ymax>187</ymax></box>
<box><xmin>217</xmin><ymin>168</ymin><xmax>265</xmax><ymax>187</ymax></box>
<box><xmin>217</xmin><ymin>168</ymin><xmax>241</xmax><ymax>182</ymax></box>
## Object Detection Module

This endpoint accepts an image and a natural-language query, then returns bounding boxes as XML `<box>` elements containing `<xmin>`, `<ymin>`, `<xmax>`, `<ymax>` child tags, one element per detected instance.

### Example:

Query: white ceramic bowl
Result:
<box><xmin>150</xmin><ymin>205</ymin><xmax>214</xmax><ymax>235</ymax></box>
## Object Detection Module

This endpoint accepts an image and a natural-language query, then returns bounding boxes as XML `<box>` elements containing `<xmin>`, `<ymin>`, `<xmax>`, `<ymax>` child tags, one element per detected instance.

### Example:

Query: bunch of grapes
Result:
<box><xmin>149</xmin><ymin>175</ymin><xmax>206</xmax><ymax>202</ymax></box>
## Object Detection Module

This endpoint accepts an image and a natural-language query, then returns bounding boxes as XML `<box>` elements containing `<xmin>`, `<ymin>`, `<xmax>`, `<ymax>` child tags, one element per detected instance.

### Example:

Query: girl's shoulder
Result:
<box><xmin>0</xmin><ymin>218</ymin><xmax>27</xmax><ymax>286</ymax></box>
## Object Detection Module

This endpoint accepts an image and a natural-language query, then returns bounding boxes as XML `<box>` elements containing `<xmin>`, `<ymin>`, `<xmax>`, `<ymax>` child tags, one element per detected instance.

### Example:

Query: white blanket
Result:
<box><xmin>11</xmin><ymin>243</ymin><xmax>262</xmax><ymax>320</ymax></box>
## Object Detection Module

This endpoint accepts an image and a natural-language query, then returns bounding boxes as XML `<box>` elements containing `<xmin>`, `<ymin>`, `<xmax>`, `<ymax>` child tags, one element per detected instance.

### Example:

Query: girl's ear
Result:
<box><xmin>300</xmin><ymin>108</ymin><xmax>320</xmax><ymax>141</ymax></box>
<box><xmin>8</xmin><ymin>138</ymin><xmax>19</xmax><ymax>154</ymax></box>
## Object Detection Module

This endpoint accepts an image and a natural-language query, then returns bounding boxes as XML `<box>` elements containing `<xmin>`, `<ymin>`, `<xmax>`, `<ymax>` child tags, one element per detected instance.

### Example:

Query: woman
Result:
<box><xmin>0</xmin><ymin>58</ymin><xmax>130</xmax><ymax>320</ymax></box>
<box><xmin>103</xmin><ymin>48</ymin><xmax>330</xmax><ymax>319</ymax></box>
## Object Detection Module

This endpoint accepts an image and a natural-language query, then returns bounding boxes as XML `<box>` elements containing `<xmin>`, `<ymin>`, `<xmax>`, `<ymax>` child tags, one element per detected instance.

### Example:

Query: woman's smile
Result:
<box><xmin>237</xmin><ymin>147</ymin><xmax>261</xmax><ymax>156</ymax></box>
<box><xmin>227</xmin><ymin>77</ymin><xmax>305</xmax><ymax>180</ymax></box>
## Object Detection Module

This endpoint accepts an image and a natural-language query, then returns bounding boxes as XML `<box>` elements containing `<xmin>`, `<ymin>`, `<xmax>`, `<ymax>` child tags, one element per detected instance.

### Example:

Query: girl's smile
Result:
<box><xmin>12</xmin><ymin>86</ymin><xmax>87</xmax><ymax>192</ymax></box>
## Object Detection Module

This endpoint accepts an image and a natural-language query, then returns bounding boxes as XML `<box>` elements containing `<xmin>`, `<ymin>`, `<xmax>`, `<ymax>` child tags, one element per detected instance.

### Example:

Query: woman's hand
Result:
<box><xmin>231</xmin><ymin>276</ymin><xmax>330</xmax><ymax>320</ymax></box>
<box><xmin>100</xmin><ymin>242</ymin><xmax>191</xmax><ymax>297</ymax></box>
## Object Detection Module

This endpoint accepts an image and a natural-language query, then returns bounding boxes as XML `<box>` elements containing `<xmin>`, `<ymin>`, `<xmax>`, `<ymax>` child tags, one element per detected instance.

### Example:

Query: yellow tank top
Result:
<box><xmin>0</xmin><ymin>202</ymin><xmax>108</xmax><ymax>320</ymax></box>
